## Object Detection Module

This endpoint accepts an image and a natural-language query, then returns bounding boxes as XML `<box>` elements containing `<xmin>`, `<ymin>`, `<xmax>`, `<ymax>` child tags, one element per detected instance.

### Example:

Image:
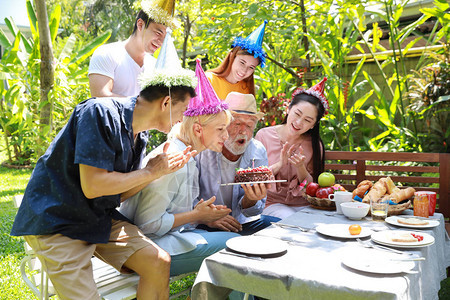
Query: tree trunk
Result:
<box><xmin>35</xmin><ymin>0</ymin><xmax>54</xmax><ymax>134</ymax></box>
<box><xmin>182</xmin><ymin>14</ymin><xmax>191</xmax><ymax>68</ymax></box>
<box><xmin>299</xmin><ymin>0</ymin><xmax>311</xmax><ymax>87</ymax></box>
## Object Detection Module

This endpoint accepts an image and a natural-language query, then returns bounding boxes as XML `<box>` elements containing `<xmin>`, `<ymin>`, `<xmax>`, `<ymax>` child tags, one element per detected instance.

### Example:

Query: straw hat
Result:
<box><xmin>224</xmin><ymin>92</ymin><xmax>264</xmax><ymax>120</ymax></box>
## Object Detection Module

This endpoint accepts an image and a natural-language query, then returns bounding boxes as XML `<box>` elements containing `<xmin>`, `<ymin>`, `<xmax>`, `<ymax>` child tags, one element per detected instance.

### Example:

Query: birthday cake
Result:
<box><xmin>234</xmin><ymin>166</ymin><xmax>274</xmax><ymax>183</ymax></box>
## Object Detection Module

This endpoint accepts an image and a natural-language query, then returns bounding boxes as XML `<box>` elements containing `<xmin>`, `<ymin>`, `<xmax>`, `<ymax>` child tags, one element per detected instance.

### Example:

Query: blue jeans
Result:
<box><xmin>240</xmin><ymin>215</ymin><xmax>281</xmax><ymax>235</ymax></box>
<box><xmin>169</xmin><ymin>229</ymin><xmax>239</xmax><ymax>276</ymax></box>
<box><xmin>197</xmin><ymin>215</ymin><xmax>281</xmax><ymax>236</ymax></box>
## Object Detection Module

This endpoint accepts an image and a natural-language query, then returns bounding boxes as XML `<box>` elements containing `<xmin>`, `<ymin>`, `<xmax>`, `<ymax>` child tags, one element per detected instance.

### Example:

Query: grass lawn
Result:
<box><xmin>0</xmin><ymin>163</ymin><xmax>35</xmax><ymax>299</ymax></box>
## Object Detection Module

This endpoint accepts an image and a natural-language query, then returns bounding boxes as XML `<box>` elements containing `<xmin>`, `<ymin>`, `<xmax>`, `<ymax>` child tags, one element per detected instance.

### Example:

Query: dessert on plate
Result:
<box><xmin>234</xmin><ymin>166</ymin><xmax>274</xmax><ymax>183</ymax></box>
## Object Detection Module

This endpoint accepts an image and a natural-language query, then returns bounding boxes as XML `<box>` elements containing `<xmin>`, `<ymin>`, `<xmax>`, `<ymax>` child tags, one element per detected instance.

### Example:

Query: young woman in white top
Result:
<box><xmin>119</xmin><ymin>109</ymin><xmax>240</xmax><ymax>276</ymax></box>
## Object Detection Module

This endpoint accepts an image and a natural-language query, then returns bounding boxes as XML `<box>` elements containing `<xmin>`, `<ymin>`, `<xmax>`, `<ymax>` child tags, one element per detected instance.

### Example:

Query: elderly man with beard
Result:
<box><xmin>195</xmin><ymin>92</ymin><xmax>280</xmax><ymax>235</ymax></box>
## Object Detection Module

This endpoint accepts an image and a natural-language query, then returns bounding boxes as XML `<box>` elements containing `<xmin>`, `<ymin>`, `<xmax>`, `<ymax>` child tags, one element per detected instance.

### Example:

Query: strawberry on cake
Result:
<box><xmin>234</xmin><ymin>166</ymin><xmax>274</xmax><ymax>183</ymax></box>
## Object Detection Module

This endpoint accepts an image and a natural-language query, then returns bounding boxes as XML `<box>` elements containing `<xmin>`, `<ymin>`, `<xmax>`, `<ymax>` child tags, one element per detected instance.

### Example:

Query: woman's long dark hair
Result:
<box><xmin>282</xmin><ymin>93</ymin><xmax>325</xmax><ymax>182</ymax></box>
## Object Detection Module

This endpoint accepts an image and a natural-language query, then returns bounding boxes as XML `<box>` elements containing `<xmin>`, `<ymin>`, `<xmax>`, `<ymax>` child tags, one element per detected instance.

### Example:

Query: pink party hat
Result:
<box><xmin>184</xmin><ymin>59</ymin><xmax>229</xmax><ymax>116</ymax></box>
<box><xmin>292</xmin><ymin>77</ymin><xmax>329</xmax><ymax>115</ymax></box>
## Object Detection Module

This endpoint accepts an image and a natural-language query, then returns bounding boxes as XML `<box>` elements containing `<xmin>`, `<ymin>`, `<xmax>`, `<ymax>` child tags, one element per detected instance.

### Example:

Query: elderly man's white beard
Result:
<box><xmin>224</xmin><ymin>134</ymin><xmax>250</xmax><ymax>155</ymax></box>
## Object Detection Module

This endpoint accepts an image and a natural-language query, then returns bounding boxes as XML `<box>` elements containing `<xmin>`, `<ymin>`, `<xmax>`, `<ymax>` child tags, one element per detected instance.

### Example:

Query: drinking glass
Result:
<box><xmin>413</xmin><ymin>193</ymin><xmax>429</xmax><ymax>218</ymax></box>
<box><xmin>370</xmin><ymin>198</ymin><xmax>389</xmax><ymax>221</ymax></box>
<box><xmin>416</xmin><ymin>191</ymin><xmax>436</xmax><ymax>216</ymax></box>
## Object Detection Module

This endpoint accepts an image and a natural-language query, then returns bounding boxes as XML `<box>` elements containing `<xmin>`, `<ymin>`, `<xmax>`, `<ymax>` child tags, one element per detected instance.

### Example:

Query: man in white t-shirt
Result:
<box><xmin>195</xmin><ymin>92</ymin><xmax>281</xmax><ymax>235</ymax></box>
<box><xmin>89</xmin><ymin>0</ymin><xmax>176</xmax><ymax>97</ymax></box>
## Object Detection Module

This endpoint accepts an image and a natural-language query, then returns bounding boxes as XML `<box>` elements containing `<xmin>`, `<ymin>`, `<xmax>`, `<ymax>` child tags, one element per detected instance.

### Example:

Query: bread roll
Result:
<box><xmin>358</xmin><ymin>180</ymin><xmax>373</xmax><ymax>189</ymax></box>
<box><xmin>353</xmin><ymin>184</ymin><xmax>373</xmax><ymax>199</ymax></box>
<box><xmin>362</xmin><ymin>178</ymin><xmax>387</xmax><ymax>203</ymax></box>
<box><xmin>384</xmin><ymin>176</ymin><xmax>396</xmax><ymax>194</ymax></box>
<box><xmin>389</xmin><ymin>187</ymin><xmax>415</xmax><ymax>203</ymax></box>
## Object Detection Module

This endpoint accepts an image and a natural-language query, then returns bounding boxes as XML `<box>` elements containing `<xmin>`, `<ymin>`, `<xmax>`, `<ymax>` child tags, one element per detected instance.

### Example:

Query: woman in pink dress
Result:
<box><xmin>255</xmin><ymin>78</ymin><xmax>329</xmax><ymax>219</ymax></box>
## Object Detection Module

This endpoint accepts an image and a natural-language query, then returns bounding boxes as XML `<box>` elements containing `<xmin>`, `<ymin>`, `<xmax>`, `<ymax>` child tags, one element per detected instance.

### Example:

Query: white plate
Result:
<box><xmin>342</xmin><ymin>249</ymin><xmax>415</xmax><ymax>274</ymax></box>
<box><xmin>385</xmin><ymin>216</ymin><xmax>440</xmax><ymax>229</ymax></box>
<box><xmin>371</xmin><ymin>230</ymin><xmax>435</xmax><ymax>248</ymax></box>
<box><xmin>316</xmin><ymin>224</ymin><xmax>373</xmax><ymax>239</ymax></box>
<box><xmin>225</xmin><ymin>236</ymin><xmax>287</xmax><ymax>256</ymax></box>
<box><xmin>220</xmin><ymin>179</ymin><xmax>287</xmax><ymax>186</ymax></box>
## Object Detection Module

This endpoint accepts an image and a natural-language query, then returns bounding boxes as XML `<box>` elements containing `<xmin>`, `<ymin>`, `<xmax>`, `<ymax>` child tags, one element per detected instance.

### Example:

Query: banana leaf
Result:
<box><xmin>70</xmin><ymin>31</ymin><xmax>111</xmax><ymax>65</ymax></box>
<box><xmin>0</xmin><ymin>28</ymin><xmax>12</xmax><ymax>48</ymax></box>
<box><xmin>49</xmin><ymin>5</ymin><xmax>61</xmax><ymax>43</ymax></box>
<box><xmin>26</xmin><ymin>0</ymin><xmax>38</xmax><ymax>37</ymax></box>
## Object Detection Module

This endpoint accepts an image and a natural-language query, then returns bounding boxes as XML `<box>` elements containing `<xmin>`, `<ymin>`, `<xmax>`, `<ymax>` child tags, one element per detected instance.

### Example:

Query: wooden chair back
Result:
<box><xmin>324</xmin><ymin>151</ymin><xmax>450</xmax><ymax>219</ymax></box>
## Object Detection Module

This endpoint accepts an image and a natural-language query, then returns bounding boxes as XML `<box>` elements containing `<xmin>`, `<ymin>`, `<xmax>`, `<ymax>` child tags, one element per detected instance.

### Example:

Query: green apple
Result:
<box><xmin>318</xmin><ymin>172</ymin><xmax>335</xmax><ymax>187</ymax></box>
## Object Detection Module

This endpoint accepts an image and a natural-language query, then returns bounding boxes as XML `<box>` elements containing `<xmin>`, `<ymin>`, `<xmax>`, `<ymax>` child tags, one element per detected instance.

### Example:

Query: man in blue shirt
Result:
<box><xmin>196</xmin><ymin>92</ymin><xmax>280</xmax><ymax>235</ymax></box>
<box><xmin>11</xmin><ymin>84</ymin><xmax>195</xmax><ymax>299</ymax></box>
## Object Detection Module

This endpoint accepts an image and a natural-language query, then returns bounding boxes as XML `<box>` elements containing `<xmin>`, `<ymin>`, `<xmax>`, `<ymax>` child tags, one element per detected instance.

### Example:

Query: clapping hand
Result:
<box><xmin>270</xmin><ymin>142</ymin><xmax>297</xmax><ymax>176</ymax></box>
<box><xmin>144</xmin><ymin>142</ymin><xmax>197</xmax><ymax>180</ymax></box>
<box><xmin>279</xmin><ymin>142</ymin><xmax>291</xmax><ymax>166</ymax></box>
<box><xmin>288</xmin><ymin>145</ymin><xmax>306</xmax><ymax>170</ymax></box>
<box><xmin>194</xmin><ymin>196</ymin><xmax>231</xmax><ymax>223</ymax></box>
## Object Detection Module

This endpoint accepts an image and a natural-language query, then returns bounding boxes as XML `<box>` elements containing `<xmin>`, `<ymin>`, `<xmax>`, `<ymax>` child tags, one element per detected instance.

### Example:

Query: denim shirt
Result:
<box><xmin>195</xmin><ymin>139</ymin><xmax>269</xmax><ymax>224</ymax></box>
<box><xmin>119</xmin><ymin>138</ymin><xmax>207</xmax><ymax>256</ymax></box>
<box><xmin>11</xmin><ymin>97</ymin><xmax>147</xmax><ymax>244</ymax></box>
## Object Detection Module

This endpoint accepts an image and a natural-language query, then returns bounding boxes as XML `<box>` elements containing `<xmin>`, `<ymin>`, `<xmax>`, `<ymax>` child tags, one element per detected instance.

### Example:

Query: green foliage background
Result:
<box><xmin>0</xmin><ymin>0</ymin><xmax>449</xmax><ymax>165</ymax></box>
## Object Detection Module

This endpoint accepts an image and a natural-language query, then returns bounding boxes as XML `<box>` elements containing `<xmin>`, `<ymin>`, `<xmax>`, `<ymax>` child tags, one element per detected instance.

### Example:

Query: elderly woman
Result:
<box><xmin>119</xmin><ymin>60</ymin><xmax>239</xmax><ymax>276</ymax></box>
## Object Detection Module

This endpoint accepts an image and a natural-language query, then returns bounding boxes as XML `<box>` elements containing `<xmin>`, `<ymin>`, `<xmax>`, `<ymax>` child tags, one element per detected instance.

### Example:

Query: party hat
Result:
<box><xmin>184</xmin><ymin>59</ymin><xmax>229</xmax><ymax>116</ymax></box>
<box><xmin>292</xmin><ymin>78</ymin><xmax>329</xmax><ymax>115</ymax></box>
<box><xmin>231</xmin><ymin>20</ymin><xmax>268</xmax><ymax>67</ymax></box>
<box><xmin>141</xmin><ymin>0</ymin><xmax>178</xmax><ymax>30</ymax></box>
<box><xmin>139</xmin><ymin>28</ymin><xmax>197</xmax><ymax>89</ymax></box>
<box><xmin>139</xmin><ymin>28</ymin><xmax>197</xmax><ymax>90</ymax></box>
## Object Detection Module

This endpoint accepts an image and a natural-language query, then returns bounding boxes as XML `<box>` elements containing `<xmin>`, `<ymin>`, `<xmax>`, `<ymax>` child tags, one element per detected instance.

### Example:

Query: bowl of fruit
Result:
<box><xmin>304</xmin><ymin>173</ymin><xmax>345</xmax><ymax>210</ymax></box>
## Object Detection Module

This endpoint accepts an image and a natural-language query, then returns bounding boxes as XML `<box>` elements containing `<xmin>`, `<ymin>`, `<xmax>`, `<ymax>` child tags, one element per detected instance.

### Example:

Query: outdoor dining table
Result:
<box><xmin>191</xmin><ymin>206</ymin><xmax>450</xmax><ymax>300</ymax></box>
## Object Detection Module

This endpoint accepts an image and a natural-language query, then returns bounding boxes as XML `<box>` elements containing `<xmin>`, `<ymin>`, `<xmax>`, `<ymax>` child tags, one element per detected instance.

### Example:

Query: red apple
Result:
<box><xmin>316</xmin><ymin>187</ymin><xmax>334</xmax><ymax>198</ymax></box>
<box><xmin>326</xmin><ymin>187</ymin><xmax>335</xmax><ymax>195</ymax></box>
<box><xmin>306</xmin><ymin>182</ymin><xmax>320</xmax><ymax>197</ymax></box>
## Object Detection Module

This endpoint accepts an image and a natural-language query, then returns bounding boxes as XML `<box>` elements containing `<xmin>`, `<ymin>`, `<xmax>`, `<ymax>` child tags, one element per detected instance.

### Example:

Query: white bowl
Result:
<box><xmin>340</xmin><ymin>202</ymin><xmax>370</xmax><ymax>220</ymax></box>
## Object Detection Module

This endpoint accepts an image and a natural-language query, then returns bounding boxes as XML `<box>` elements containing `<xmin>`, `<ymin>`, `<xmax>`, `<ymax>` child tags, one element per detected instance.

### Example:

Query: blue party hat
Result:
<box><xmin>231</xmin><ymin>20</ymin><xmax>268</xmax><ymax>67</ymax></box>
<box><xmin>139</xmin><ymin>28</ymin><xmax>197</xmax><ymax>90</ymax></box>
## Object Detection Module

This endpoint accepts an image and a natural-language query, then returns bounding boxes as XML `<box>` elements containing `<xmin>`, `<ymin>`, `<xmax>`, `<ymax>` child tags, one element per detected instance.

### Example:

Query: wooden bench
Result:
<box><xmin>324</xmin><ymin>151</ymin><xmax>450</xmax><ymax>231</ymax></box>
<box><xmin>13</xmin><ymin>195</ymin><xmax>194</xmax><ymax>300</ymax></box>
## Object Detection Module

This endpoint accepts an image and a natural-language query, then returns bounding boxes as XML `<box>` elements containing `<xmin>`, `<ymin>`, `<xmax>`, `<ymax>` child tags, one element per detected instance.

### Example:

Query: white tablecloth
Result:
<box><xmin>191</xmin><ymin>208</ymin><xmax>450</xmax><ymax>300</ymax></box>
